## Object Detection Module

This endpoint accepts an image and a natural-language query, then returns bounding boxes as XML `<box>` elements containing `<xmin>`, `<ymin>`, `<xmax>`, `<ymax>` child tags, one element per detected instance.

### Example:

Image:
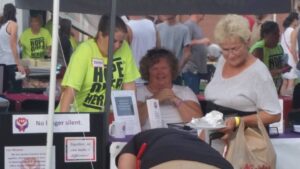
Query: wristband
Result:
<box><xmin>234</xmin><ymin>116</ymin><xmax>241</xmax><ymax>127</ymax></box>
<box><xmin>174</xmin><ymin>98</ymin><xmax>183</xmax><ymax>107</ymax></box>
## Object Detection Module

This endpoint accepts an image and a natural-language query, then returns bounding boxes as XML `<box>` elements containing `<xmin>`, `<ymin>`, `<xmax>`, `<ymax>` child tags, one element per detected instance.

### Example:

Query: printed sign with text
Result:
<box><xmin>13</xmin><ymin>114</ymin><xmax>90</xmax><ymax>134</ymax></box>
<box><xmin>65</xmin><ymin>137</ymin><xmax>97</xmax><ymax>163</ymax></box>
<box><xmin>5</xmin><ymin>146</ymin><xmax>55</xmax><ymax>169</ymax></box>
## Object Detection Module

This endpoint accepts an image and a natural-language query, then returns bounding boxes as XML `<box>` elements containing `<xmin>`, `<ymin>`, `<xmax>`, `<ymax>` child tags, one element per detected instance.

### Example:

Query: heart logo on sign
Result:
<box><xmin>15</xmin><ymin>117</ymin><xmax>29</xmax><ymax>132</ymax></box>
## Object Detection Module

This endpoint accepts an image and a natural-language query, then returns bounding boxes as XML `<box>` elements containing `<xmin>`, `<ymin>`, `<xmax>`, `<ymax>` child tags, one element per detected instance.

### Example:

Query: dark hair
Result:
<box><xmin>283</xmin><ymin>12</ymin><xmax>299</xmax><ymax>28</ymax></box>
<box><xmin>260</xmin><ymin>21</ymin><xmax>279</xmax><ymax>39</ymax></box>
<box><xmin>0</xmin><ymin>3</ymin><xmax>16</xmax><ymax>28</ymax></box>
<box><xmin>139</xmin><ymin>48</ymin><xmax>178</xmax><ymax>81</ymax></box>
<box><xmin>59</xmin><ymin>18</ymin><xmax>71</xmax><ymax>37</ymax></box>
<box><xmin>30</xmin><ymin>14</ymin><xmax>43</xmax><ymax>25</ymax></box>
<box><xmin>97</xmin><ymin>15</ymin><xmax>127</xmax><ymax>37</ymax></box>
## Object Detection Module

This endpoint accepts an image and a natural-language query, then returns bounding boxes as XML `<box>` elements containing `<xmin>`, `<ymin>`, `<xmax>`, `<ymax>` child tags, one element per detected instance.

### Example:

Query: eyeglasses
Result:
<box><xmin>221</xmin><ymin>44</ymin><xmax>244</xmax><ymax>55</ymax></box>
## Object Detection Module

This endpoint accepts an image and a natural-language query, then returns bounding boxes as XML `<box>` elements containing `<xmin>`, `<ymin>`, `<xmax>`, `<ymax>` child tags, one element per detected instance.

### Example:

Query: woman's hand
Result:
<box><xmin>218</xmin><ymin>117</ymin><xmax>236</xmax><ymax>140</ymax></box>
<box><xmin>153</xmin><ymin>88</ymin><xmax>176</xmax><ymax>103</ymax></box>
<box><xmin>17</xmin><ymin>64</ymin><xmax>26</xmax><ymax>74</ymax></box>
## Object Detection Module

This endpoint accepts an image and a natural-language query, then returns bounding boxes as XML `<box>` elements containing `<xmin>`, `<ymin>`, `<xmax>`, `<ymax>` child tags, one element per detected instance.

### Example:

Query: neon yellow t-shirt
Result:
<box><xmin>20</xmin><ymin>28</ymin><xmax>52</xmax><ymax>59</ymax></box>
<box><xmin>249</xmin><ymin>40</ymin><xmax>284</xmax><ymax>90</ymax></box>
<box><xmin>61</xmin><ymin>39</ymin><xmax>140</xmax><ymax>112</ymax></box>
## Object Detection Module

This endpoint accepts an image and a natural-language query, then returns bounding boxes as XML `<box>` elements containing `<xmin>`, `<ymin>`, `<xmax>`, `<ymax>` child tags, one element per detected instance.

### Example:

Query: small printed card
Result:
<box><xmin>146</xmin><ymin>99</ymin><xmax>163</xmax><ymax>129</ymax></box>
<box><xmin>64</xmin><ymin>137</ymin><xmax>97</xmax><ymax>163</ymax></box>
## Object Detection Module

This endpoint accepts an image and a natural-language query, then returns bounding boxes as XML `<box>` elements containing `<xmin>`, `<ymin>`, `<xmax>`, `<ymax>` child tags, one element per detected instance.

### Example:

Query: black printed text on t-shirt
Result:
<box><xmin>83</xmin><ymin>57</ymin><xmax>124</xmax><ymax>111</ymax></box>
<box><xmin>30</xmin><ymin>37</ymin><xmax>46</xmax><ymax>58</ymax></box>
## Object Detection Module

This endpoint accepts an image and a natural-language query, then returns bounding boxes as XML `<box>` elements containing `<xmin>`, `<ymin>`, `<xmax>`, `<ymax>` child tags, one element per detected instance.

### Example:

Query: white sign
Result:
<box><xmin>13</xmin><ymin>114</ymin><xmax>90</xmax><ymax>134</ymax></box>
<box><xmin>146</xmin><ymin>99</ymin><xmax>163</xmax><ymax>129</ymax></box>
<box><xmin>111</xmin><ymin>90</ymin><xmax>141</xmax><ymax>135</ymax></box>
<box><xmin>65</xmin><ymin>137</ymin><xmax>97</xmax><ymax>163</ymax></box>
<box><xmin>5</xmin><ymin>146</ymin><xmax>55</xmax><ymax>169</ymax></box>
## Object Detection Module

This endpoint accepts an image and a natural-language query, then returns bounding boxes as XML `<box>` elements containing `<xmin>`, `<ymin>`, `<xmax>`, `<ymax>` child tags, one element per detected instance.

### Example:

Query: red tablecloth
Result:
<box><xmin>4</xmin><ymin>93</ymin><xmax>57</xmax><ymax>112</ymax></box>
<box><xmin>279</xmin><ymin>96</ymin><xmax>293</xmax><ymax>127</ymax></box>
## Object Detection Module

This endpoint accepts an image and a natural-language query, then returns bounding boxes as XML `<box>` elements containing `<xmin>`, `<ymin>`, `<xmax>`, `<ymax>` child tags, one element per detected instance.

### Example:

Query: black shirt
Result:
<box><xmin>116</xmin><ymin>128</ymin><xmax>233</xmax><ymax>169</ymax></box>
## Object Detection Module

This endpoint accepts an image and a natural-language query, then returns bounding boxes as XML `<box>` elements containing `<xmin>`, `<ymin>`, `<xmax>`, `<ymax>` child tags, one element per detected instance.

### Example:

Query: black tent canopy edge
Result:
<box><xmin>15</xmin><ymin>0</ymin><xmax>292</xmax><ymax>15</ymax></box>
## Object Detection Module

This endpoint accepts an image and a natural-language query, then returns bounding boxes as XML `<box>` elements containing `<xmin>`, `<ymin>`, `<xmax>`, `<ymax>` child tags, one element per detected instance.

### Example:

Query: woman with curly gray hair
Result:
<box><xmin>137</xmin><ymin>48</ymin><xmax>202</xmax><ymax>130</ymax></box>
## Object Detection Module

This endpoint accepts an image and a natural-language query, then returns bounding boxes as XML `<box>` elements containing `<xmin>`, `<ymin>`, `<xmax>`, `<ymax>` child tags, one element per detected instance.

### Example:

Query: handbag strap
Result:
<box><xmin>236</xmin><ymin>115</ymin><xmax>270</xmax><ymax>139</ymax></box>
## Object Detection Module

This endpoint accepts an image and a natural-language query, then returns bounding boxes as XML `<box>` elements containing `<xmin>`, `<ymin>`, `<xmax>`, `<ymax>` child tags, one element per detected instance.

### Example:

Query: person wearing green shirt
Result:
<box><xmin>250</xmin><ymin>21</ymin><xmax>286</xmax><ymax>91</ymax></box>
<box><xmin>58</xmin><ymin>15</ymin><xmax>140</xmax><ymax>112</ymax></box>
<box><xmin>20</xmin><ymin>15</ymin><xmax>52</xmax><ymax>59</ymax></box>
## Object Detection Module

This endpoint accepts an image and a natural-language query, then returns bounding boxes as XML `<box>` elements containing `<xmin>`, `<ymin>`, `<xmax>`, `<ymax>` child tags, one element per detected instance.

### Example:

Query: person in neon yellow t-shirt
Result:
<box><xmin>20</xmin><ymin>15</ymin><xmax>52</xmax><ymax>59</ymax></box>
<box><xmin>58</xmin><ymin>15</ymin><xmax>140</xmax><ymax>112</ymax></box>
<box><xmin>250</xmin><ymin>21</ymin><xmax>286</xmax><ymax>92</ymax></box>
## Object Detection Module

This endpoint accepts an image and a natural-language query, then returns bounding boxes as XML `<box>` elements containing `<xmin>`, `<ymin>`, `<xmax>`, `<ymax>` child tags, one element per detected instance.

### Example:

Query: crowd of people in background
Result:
<box><xmin>2</xmin><ymin>2</ymin><xmax>300</xmax><ymax>169</ymax></box>
<box><xmin>1</xmin><ymin>2</ymin><xmax>300</xmax><ymax>116</ymax></box>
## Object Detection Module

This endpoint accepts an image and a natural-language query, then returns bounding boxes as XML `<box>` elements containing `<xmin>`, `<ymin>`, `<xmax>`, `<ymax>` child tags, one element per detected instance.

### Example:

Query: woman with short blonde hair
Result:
<box><xmin>214</xmin><ymin>14</ymin><xmax>251</xmax><ymax>44</ymax></box>
<box><xmin>205</xmin><ymin>14</ymin><xmax>281</xmax><ymax>141</ymax></box>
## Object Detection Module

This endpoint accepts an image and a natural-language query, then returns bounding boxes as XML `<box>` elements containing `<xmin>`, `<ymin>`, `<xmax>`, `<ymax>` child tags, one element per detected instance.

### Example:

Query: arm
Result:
<box><xmin>8</xmin><ymin>22</ymin><xmax>25</xmax><ymax>74</ymax></box>
<box><xmin>290</xmin><ymin>27</ymin><xmax>299</xmax><ymax>64</ymax></box>
<box><xmin>122</xmin><ymin>81</ymin><xmax>136</xmax><ymax>91</ymax></box>
<box><xmin>190</xmin><ymin>37</ymin><xmax>210</xmax><ymax>46</ymax></box>
<box><xmin>59</xmin><ymin>86</ymin><xmax>76</xmax><ymax>112</ymax></box>
<box><xmin>118</xmin><ymin>153</ymin><xmax>137</xmax><ymax>169</ymax></box>
<box><xmin>171</xmin><ymin>96</ymin><xmax>203</xmax><ymax>122</ymax></box>
<box><xmin>178</xmin><ymin>45</ymin><xmax>191</xmax><ymax>71</ymax></box>
<box><xmin>251</xmin><ymin>48</ymin><xmax>263</xmax><ymax>61</ymax></box>
<box><xmin>127</xmin><ymin>26</ymin><xmax>133</xmax><ymax>45</ymax></box>
<box><xmin>220</xmin><ymin>112</ymin><xmax>280</xmax><ymax>140</ymax></box>
<box><xmin>154</xmin><ymin>88</ymin><xmax>202</xmax><ymax>122</ymax></box>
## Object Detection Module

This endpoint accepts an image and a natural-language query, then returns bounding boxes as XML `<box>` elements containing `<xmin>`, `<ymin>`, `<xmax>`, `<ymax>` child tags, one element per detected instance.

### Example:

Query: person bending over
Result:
<box><xmin>116</xmin><ymin>128</ymin><xmax>233</xmax><ymax>169</ymax></box>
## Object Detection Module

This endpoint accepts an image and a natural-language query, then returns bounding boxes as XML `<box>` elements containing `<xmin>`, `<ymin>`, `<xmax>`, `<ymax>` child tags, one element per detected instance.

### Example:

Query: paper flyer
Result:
<box><xmin>65</xmin><ymin>137</ymin><xmax>97</xmax><ymax>163</ymax></box>
<box><xmin>146</xmin><ymin>99</ymin><xmax>163</xmax><ymax>129</ymax></box>
<box><xmin>5</xmin><ymin>146</ymin><xmax>55</xmax><ymax>169</ymax></box>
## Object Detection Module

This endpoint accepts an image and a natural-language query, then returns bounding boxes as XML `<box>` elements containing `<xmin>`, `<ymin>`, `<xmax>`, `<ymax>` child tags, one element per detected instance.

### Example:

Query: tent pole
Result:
<box><xmin>45</xmin><ymin>0</ymin><xmax>60</xmax><ymax>168</ymax></box>
<box><xmin>103</xmin><ymin>0</ymin><xmax>117</xmax><ymax>168</ymax></box>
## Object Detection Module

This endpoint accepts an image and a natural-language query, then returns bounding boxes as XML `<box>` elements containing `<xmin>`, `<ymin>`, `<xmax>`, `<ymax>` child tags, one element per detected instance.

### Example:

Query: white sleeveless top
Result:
<box><xmin>280</xmin><ymin>27</ymin><xmax>298</xmax><ymax>67</ymax></box>
<box><xmin>0</xmin><ymin>21</ymin><xmax>16</xmax><ymax>65</ymax></box>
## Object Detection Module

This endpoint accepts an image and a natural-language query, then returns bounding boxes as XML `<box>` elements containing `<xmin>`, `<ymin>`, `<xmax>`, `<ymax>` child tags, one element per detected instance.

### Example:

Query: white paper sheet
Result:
<box><xmin>5</xmin><ymin>146</ymin><xmax>55</xmax><ymax>169</ymax></box>
<box><xmin>65</xmin><ymin>137</ymin><xmax>97</xmax><ymax>163</ymax></box>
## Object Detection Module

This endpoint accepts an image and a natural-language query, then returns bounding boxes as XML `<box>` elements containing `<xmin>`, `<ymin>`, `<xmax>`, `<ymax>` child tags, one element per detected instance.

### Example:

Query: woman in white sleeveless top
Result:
<box><xmin>0</xmin><ymin>3</ymin><xmax>25</xmax><ymax>92</ymax></box>
<box><xmin>280</xmin><ymin>12</ymin><xmax>299</xmax><ymax>96</ymax></box>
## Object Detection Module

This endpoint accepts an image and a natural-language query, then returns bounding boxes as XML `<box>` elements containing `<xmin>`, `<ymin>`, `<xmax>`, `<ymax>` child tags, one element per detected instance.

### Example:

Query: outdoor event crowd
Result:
<box><xmin>1</xmin><ymin>2</ymin><xmax>300</xmax><ymax>169</ymax></box>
